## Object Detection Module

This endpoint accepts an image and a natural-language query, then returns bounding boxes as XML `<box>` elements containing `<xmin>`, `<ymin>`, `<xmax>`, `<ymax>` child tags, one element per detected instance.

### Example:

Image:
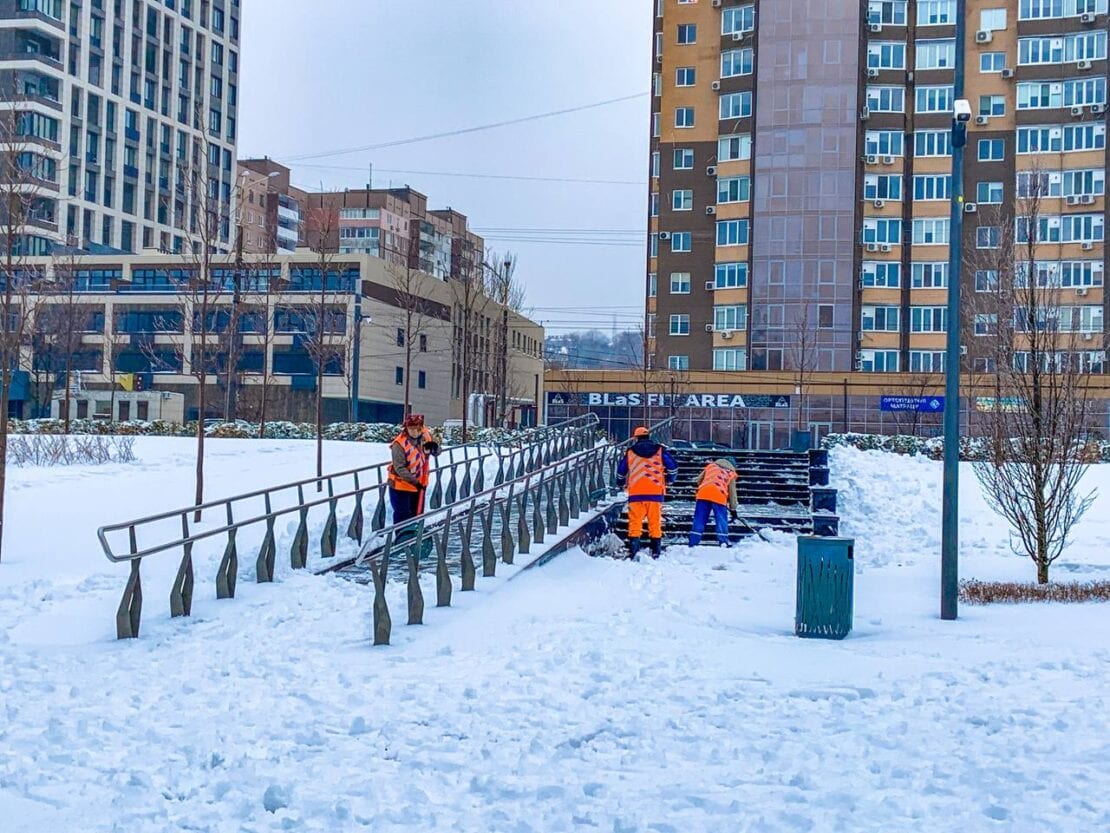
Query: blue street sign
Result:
<box><xmin>880</xmin><ymin>395</ymin><xmax>945</xmax><ymax>413</ymax></box>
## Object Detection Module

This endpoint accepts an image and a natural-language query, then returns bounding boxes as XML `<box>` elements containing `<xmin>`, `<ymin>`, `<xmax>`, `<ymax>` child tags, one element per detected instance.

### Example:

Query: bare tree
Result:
<box><xmin>240</xmin><ymin>253</ymin><xmax>284</xmax><ymax>438</ymax></box>
<box><xmin>484</xmin><ymin>250</ymin><xmax>526</xmax><ymax>428</ymax></box>
<box><xmin>788</xmin><ymin>301</ymin><xmax>820</xmax><ymax>433</ymax></box>
<box><xmin>385</xmin><ymin>241</ymin><xmax>434</xmax><ymax>419</ymax></box>
<box><xmin>36</xmin><ymin>249</ymin><xmax>88</xmax><ymax>430</ymax></box>
<box><xmin>964</xmin><ymin>170</ymin><xmax>1099</xmax><ymax>584</ymax></box>
<box><xmin>0</xmin><ymin>104</ymin><xmax>46</xmax><ymax>560</ymax></box>
<box><xmin>451</xmin><ymin>253</ymin><xmax>491</xmax><ymax>440</ymax></box>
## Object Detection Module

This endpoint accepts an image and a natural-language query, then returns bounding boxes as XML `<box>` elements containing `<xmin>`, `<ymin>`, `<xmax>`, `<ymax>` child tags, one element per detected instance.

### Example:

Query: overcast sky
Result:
<box><xmin>238</xmin><ymin>0</ymin><xmax>651</xmax><ymax>337</ymax></box>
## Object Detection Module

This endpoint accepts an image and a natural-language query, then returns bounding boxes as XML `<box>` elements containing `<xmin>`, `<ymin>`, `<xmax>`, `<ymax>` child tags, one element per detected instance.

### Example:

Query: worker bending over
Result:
<box><xmin>689</xmin><ymin>458</ymin><xmax>739</xmax><ymax>547</ymax></box>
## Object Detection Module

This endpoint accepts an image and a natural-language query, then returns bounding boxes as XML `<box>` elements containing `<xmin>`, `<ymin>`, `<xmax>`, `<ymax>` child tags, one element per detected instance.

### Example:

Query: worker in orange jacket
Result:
<box><xmin>388</xmin><ymin>413</ymin><xmax>440</xmax><ymax>525</ymax></box>
<box><xmin>615</xmin><ymin>426</ymin><xmax>678</xmax><ymax>558</ymax></box>
<box><xmin>689</xmin><ymin>458</ymin><xmax>739</xmax><ymax>547</ymax></box>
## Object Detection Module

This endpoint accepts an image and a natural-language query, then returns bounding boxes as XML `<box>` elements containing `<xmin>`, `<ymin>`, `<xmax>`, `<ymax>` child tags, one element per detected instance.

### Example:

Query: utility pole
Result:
<box><xmin>941</xmin><ymin>0</ymin><xmax>969</xmax><ymax>621</ymax></box>
<box><xmin>498</xmin><ymin>256</ymin><xmax>512</xmax><ymax>428</ymax></box>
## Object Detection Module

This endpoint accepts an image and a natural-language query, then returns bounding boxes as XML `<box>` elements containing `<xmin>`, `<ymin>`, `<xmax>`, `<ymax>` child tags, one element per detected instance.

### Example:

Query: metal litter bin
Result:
<box><xmin>795</xmin><ymin>536</ymin><xmax>854</xmax><ymax>639</ymax></box>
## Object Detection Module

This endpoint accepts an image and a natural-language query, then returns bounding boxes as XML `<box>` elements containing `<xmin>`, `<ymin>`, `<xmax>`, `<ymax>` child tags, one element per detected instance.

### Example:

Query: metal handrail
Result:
<box><xmin>99</xmin><ymin>416</ymin><xmax>602</xmax><ymax>638</ymax></box>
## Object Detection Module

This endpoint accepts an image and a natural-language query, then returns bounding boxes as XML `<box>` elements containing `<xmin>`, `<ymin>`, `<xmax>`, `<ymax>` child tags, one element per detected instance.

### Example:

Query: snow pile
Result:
<box><xmin>1</xmin><ymin>440</ymin><xmax>1108</xmax><ymax>831</ymax></box>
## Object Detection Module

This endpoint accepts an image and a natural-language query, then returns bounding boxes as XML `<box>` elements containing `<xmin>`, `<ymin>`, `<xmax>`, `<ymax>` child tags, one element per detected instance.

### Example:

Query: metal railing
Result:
<box><xmin>97</xmin><ymin>415</ymin><xmax>601</xmax><ymax>638</ymax></box>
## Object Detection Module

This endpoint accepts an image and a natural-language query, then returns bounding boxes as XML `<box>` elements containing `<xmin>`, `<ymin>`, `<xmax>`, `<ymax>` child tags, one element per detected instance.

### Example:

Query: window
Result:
<box><xmin>719</xmin><ymin>92</ymin><xmax>752</xmax><ymax>119</ymax></box>
<box><xmin>713</xmin><ymin>305</ymin><xmax>748</xmax><ymax>332</ymax></box>
<box><xmin>868</xmin><ymin>41</ymin><xmax>907</xmax><ymax>70</ymax></box>
<box><xmin>675</xmin><ymin>107</ymin><xmax>695</xmax><ymax>128</ymax></box>
<box><xmin>918</xmin><ymin>0</ymin><xmax>956</xmax><ymax>25</ymax></box>
<box><xmin>648</xmin><ymin>273</ymin><xmax>657</xmax><ymax>298</ymax></box>
<box><xmin>861</xmin><ymin>306</ymin><xmax>901</xmax><ymax>332</ymax></box>
<box><xmin>672</xmin><ymin>189</ymin><xmax>693</xmax><ymax>211</ymax></box>
<box><xmin>909</xmin><ymin>351</ymin><xmax>945</xmax><ymax>373</ymax></box>
<box><xmin>861</xmin><ymin>218</ymin><xmax>902</xmax><ymax>244</ymax></box>
<box><xmin>978</xmin><ymin>138</ymin><xmax>1005</xmax><ymax>161</ymax></box>
<box><xmin>916</xmin><ymin>85</ymin><xmax>953</xmax><ymax>113</ymax></box>
<box><xmin>418</xmin><ymin>371</ymin><xmax>426</xmax><ymax>390</ymax></box>
<box><xmin>713</xmin><ymin>349</ymin><xmax>747</xmax><ymax>371</ymax></box>
<box><xmin>670</xmin><ymin>272</ymin><xmax>691</xmax><ymax>294</ymax></box>
<box><xmin>913</xmin><ymin>174</ymin><xmax>951</xmax><ymax>201</ymax></box>
<box><xmin>211</xmin><ymin>41</ymin><xmax>223</xmax><ymax>65</ymax></box>
<box><xmin>865</xmin><ymin>130</ymin><xmax>905</xmax><ymax>157</ymax></box>
<box><xmin>975</xmin><ymin>270</ymin><xmax>999</xmax><ymax>292</ymax></box>
<box><xmin>721</xmin><ymin>48</ymin><xmax>754</xmax><ymax>78</ymax></box>
<box><xmin>718</xmin><ymin>134</ymin><xmax>752</xmax><ymax>161</ymax></box>
<box><xmin>913</xmin><ymin>218</ymin><xmax>950</xmax><ymax>245</ymax></box>
<box><xmin>864</xmin><ymin>174</ymin><xmax>903</xmax><ymax>201</ymax></box>
<box><xmin>717</xmin><ymin>176</ymin><xmax>751</xmax><ymax>203</ymax></box>
<box><xmin>419</xmin><ymin>334</ymin><xmax>428</xmax><ymax>352</ymax></box>
<box><xmin>677</xmin><ymin>23</ymin><xmax>697</xmax><ymax>44</ymax></box>
<box><xmin>1018</xmin><ymin>124</ymin><xmax>1107</xmax><ymax>154</ymax></box>
<box><xmin>974</xmin><ymin>314</ymin><xmax>998</xmax><ymax>336</ymax></box>
<box><xmin>395</xmin><ymin>367</ymin><xmax>403</xmax><ymax>385</ymax></box>
<box><xmin>652</xmin><ymin>152</ymin><xmax>660</xmax><ymax>177</ymax></box>
<box><xmin>673</xmin><ymin>148</ymin><xmax>694</xmax><ymax>169</ymax></box>
<box><xmin>722</xmin><ymin>5</ymin><xmax>755</xmax><ymax>35</ymax></box>
<box><xmin>676</xmin><ymin>66</ymin><xmax>696</xmax><ymax>87</ymax></box>
<box><xmin>649</xmin><ymin>233</ymin><xmax>658</xmax><ymax>258</ymax></box>
<box><xmin>650</xmin><ymin>193</ymin><xmax>659</xmax><ymax>217</ymax></box>
<box><xmin>976</xmin><ymin>226</ymin><xmax>1001</xmax><ymax>248</ymax></box>
<box><xmin>715</xmin><ymin>262</ymin><xmax>748</xmax><ymax>288</ymax></box>
<box><xmin>671</xmin><ymin>232</ymin><xmax>692</xmax><ymax>252</ymax></box>
<box><xmin>859</xmin><ymin>350</ymin><xmax>900</xmax><ymax>372</ymax></box>
<box><xmin>916</xmin><ymin>40</ymin><xmax>955</xmax><ymax>70</ymax></box>
<box><xmin>716</xmin><ymin>220</ymin><xmax>749</xmax><ymax>246</ymax></box>
<box><xmin>861</xmin><ymin>261</ymin><xmax>902</xmax><ymax>288</ymax></box>
<box><xmin>818</xmin><ymin>305</ymin><xmax>834</xmax><ymax>329</ymax></box>
<box><xmin>911</xmin><ymin>306</ymin><xmax>947</xmax><ymax>333</ymax></box>
<box><xmin>669</xmin><ymin>314</ymin><xmax>690</xmax><ymax>336</ymax></box>
<box><xmin>1019</xmin><ymin>0</ymin><xmax>1108</xmax><ymax>20</ymax></box>
<box><xmin>980</xmin><ymin>52</ymin><xmax>1006</xmax><ymax>72</ymax></box>
<box><xmin>911</xmin><ymin>262</ymin><xmax>948</xmax><ymax>288</ymax></box>
<box><xmin>866</xmin><ymin>86</ymin><xmax>906</xmax><ymax>112</ymax></box>
<box><xmin>979</xmin><ymin>95</ymin><xmax>1006</xmax><ymax>117</ymax></box>
<box><xmin>979</xmin><ymin>8</ymin><xmax>1007</xmax><ymax>30</ymax></box>
<box><xmin>868</xmin><ymin>1</ymin><xmax>908</xmax><ymax>26</ymax></box>
<box><xmin>977</xmin><ymin>181</ymin><xmax>1004</xmax><ymax>204</ymax></box>
<box><xmin>1018</xmin><ymin>78</ymin><xmax>1107</xmax><ymax>109</ymax></box>
<box><xmin>668</xmin><ymin>355</ymin><xmax>690</xmax><ymax>371</ymax></box>
<box><xmin>915</xmin><ymin>130</ymin><xmax>952</xmax><ymax>157</ymax></box>
<box><xmin>396</xmin><ymin>328</ymin><xmax>405</xmax><ymax>347</ymax></box>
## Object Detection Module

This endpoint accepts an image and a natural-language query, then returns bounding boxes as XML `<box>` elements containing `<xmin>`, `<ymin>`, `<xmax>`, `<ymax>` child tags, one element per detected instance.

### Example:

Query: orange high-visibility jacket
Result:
<box><xmin>695</xmin><ymin>462</ymin><xmax>737</xmax><ymax>507</ymax></box>
<box><xmin>625</xmin><ymin>448</ymin><xmax>667</xmax><ymax>498</ymax></box>
<box><xmin>388</xmin><ymin>430</ymin><xmax>431</xmax><ymax>492</ymax></box>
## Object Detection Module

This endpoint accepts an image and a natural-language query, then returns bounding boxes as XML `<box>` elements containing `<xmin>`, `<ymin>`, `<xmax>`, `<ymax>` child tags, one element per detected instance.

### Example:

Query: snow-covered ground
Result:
<box><xmin>1</xmin><ymin>441</ymin><xmax>1108</xmax><ymax>831</ymax></box>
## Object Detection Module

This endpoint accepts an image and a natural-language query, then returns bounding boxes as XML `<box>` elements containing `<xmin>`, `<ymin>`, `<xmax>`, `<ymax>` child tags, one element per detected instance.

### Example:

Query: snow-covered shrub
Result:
<box><xmin>8</xmin><ymin>434</ymin><xmax>137</xmax><ymax>466</ymax></box>
<box><xmin>825</xmin><ymin>432</ymin><xmax>1109</xmax><ymax>463</ymax></box>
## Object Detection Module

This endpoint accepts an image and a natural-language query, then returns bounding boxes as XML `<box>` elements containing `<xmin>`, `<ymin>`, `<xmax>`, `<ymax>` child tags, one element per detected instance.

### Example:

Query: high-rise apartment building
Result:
<box><xmin>1</xmin><ymin>0</ymin><xmax>241</xmax><ymax>255</ymax></box>
<box><xmin>647</xmin><ymin>0</ymin><xmax>1107</xmax><ymax>376</ymax></box>
<box><xmin>237</xmin><ymin>158</ymin><xmax>304</xmax><ymax>254</ymax></box>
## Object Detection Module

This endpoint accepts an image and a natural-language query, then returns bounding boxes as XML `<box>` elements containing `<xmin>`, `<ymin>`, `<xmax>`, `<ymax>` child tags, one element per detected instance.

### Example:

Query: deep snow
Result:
<box><xmin>1</xmin><ymin>441</ymin><xmax>1107</xmax><ymax>832</ymax></box>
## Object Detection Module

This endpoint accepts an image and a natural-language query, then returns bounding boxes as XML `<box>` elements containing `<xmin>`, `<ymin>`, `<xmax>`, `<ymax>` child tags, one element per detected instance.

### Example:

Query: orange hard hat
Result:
<box><xmin>633</xmin><ymin>426</ymin><xmax>650</xmax><ymax>438</ymax></box>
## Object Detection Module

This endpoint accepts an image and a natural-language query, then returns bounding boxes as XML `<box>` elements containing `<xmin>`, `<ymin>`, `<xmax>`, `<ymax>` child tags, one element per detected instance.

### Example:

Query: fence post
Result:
<box><xmin>372</xmin><ymin>534</ymin><xmax>392</xmax><ymax>646</ymax></box>
<box><xmin>545</xmin><ymin>480</ymin><xmax>559</xmax><ymax>534</ymax></box>
<box><xmin>216</xmin><ymin>502</ymin><xmax>238</xmax><ymax>599</ymax></box>
<box><xmin>371</xmin><ymin>472</ymin><xmax>387</xmax><ymax>531</ymax></box>
<box><xmin>436</xmin><ymin>508</ymin><xmax>453</xmax><ymax>608</ymax></box>
<box><xmin>532</xmin><ymin>481</ymin><xmax>545</xmax><ymax>545</ymax></box>
<box><xmin>500</xmin><ymin>483</ymin><xmax>515</xmax><ymax>564</ymax></box>
<box><xmin>558</xmin><ymin>472</ymin><xmax>570</xmax><ymax>527</ymax></box>
<box><xmin>474</xmin><ymin>451</ymin><xmax>486</xmax><ymax>492</ymax></box>
<box><xmin>407</xmin><ymin>525</ymin><xmax>425</xmax><ymax>626</ymax></box>
<box><xmin>517</xmin><ymin>490</ymin><xmax>530</xmax><ymax>555</ymax></box>
<box><xmin>321</xmin><ymin>478</ymin><xmax>338</xmax><ymax>558</ymax></box>
<box><xmin>460</xmin><ymin>460</ymin><xmax>473</xmax><ymax>500</ymax></box>
<box><xmin>347</xmin><ymin>473</ymin><xmax>364</xmax><ymax>542</ymax></box>
<box><xmin>257</xmin><ymin>492</ymin><xmax>277</xmax><ymax>583</ymax></box>
<box><xmin>481</xmin><ymin>500</ymin><xmax>497</xmax><ymax>578</ymax></box>
<box><xmin>460</xmin><ymin>510</ymin><xmax>477</xmax><ymax>591</ymax></box>
<box><xmin>171</xmin><ymin>513</ymin><xmax>194</xmax><ymax>617</ymax></box>
<box><xmin>444</xmin><ymin>449</ymin><xmax>458</xmax><ymax>505</ymax></box>
<box><xmin>116</xmin><ymin>528</ymin><xmax>142</xmax><ymax>639</ymax></box>
<box><xmin>291</xmin><ymin>484</ymin><xmax>309</xmax><ymax>569</ymax></box>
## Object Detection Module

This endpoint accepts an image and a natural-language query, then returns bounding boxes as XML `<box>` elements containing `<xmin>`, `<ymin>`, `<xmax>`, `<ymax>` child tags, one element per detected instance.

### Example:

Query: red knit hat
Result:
<box><xmin>403</xmin><ymin>413</ymin><xmax>425</xmax><ymax>428</ymax></box>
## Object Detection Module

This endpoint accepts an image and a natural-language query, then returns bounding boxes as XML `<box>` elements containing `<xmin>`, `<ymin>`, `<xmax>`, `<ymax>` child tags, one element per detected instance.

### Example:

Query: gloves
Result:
<box><xmin>730</xmin><ymin>510</ymin><xmax>739</xmax><ymax>522</ymax></box>
<box><xmin>423</xmin><ymin>440</ymin><xmax>440</xmax><ymax>456</ymax></box>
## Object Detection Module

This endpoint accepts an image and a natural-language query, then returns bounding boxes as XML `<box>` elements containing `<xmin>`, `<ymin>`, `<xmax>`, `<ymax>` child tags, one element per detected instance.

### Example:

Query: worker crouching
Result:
<box><xmin>615</xmin><ymin>426</ymin><xmax>678</xmax><ymax>559</ymax></box>
<box><xmin>689</xmin><ymin>458</ymin><xmax>739</xmax><ymax>547</ymax></box>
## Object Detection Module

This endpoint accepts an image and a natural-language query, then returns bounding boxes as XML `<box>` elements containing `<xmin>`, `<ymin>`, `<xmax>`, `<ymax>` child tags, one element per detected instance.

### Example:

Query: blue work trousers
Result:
<box><xmin>689</xmin><ymin>500</ymin><xmax>731</xmax><ymax>546</ymax></box>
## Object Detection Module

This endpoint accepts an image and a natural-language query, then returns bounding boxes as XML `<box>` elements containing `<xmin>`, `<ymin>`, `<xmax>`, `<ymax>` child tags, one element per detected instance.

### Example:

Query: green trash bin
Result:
<box><xmin>795</xmin><ymin>536</ymin><xmax>854</xmax><ymax>640</ymax></box>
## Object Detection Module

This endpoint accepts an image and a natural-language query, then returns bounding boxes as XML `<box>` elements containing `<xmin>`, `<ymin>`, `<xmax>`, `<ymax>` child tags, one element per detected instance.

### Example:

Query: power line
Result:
<box><xmin>283</xmin><ymin>92</ymin><xmax>650</xmax><ymax>162</ymax></box>
<box><xmin>290</xmin><ymin>162</ymin><xmax>643</xmax><ymax>187</ymax></box>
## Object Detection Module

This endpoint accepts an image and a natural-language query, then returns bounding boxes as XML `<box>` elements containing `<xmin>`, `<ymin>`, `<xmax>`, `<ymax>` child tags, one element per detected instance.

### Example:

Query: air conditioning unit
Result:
<box><xmin>732</xmin><ymin>32</ymin><xmax>745</xmax><ymax>41</ymax></box>
<box><xmin>960</xmin><ymin>345</ymin><xmax>968</xmax><ymax>356</ymax></box>
<box><xmin>1077</xmin><ymin>287</ymin><xmax>1089</xmax><ymax>296</ymax></box>
<box><xmin>711</xmin><ymin>80</ymin><xmax>721</xmax><ymax>91</ymax></box>
<box><xmin>705</xmin><ymin>280</ymin><xmax>715</xmax><ymax>290</ymax></box>
<box><xmin>706</xmin><ymin>165</ymin><xmax>717</xmax><ymax>176</ymax></box>
<box><xmin>869</xmin><ymin>23</ymin><xmax>883</xmax><ymax>33</ymax></box>
<box><xmin>1078</xmin><ymin>60</ymin><xmax>1092</xmax><ymax>71</ymax></box>
<box><xmin>1089</xmin><ymin>104</ymin><xmax>1106</xmax><ymax>115</ymax></box>
<box><xmin>865</xmin><ymin>153</ymin><xmax>879</xmax><ymax>164</ymax></box>
<box><xmin>1081</xmin><ymin>241</ymin><xmax>1095</xmax><ymax>250</ymax></box>
<box><xmin>1083</xmin><ymin>332</ymin><xmax>1095</xmax><ymax>341</ymax></box>
<box><xmin>1001</xmin><ymin>68</ymin><xmax>1014</xmax><ymax>79</ymax></box>
<box><xmin>879</xmin><ymin>243</ymin><xmax>892</xmax><ymax>253</ymax></box>
<box><xmin>711</xmin><ymin>0</ymin><xmax>722</xmax><ymax>7</ymax></box>
<box><xmin>1071</xmin><ymin>106</ymin><xmax>1085</xmax><ymax>116</ymax></box>
<box><xmin>865</xmin><ymin>243</ymin><xmax>880</xmax><ymax>252</ymax></box>
<box><xmin>964</xmin><ymin>202</ymin><xmax>978</xmax><ymax>213</ymax></box>
<box><xmin>658</xmin><ymin>231</ymin><xmax>671</xmax><ymax>240</ymax></box>
<box><xmin>1080</xmin><ymin>194</ymin><xmax>1096</xmax><ymax>205</ymax></box>
<box><xmin>656</xmin><ymin>54</ymin><xmax>663</xmax><ymax>64</ymax></box>
<box><xmin>975</xmin><ymin>30</ymin><xmax>993</xmax><ymax>44</ymax></box>
<box><xmin>721</xmin><ymin>330</ymin><xmax>733</xmax><ymax>340</ymax></box>
<box><xmin>706</xmin><ymin>206</ymin><xmax>717</xmax><ymax>215</ymax></box>
<box><xmin>1080</xmin><ymin>12</ymin><xmax>1096</xmax><ymax>24</ymax></box>
<box><xmin>705</xmin><ymin>324</ymin><xmax>715</xmax><ymax>332</ymax></box>
<box><xmin>867</xmin><ymin>68</ymin><xmax>880</xmax><ymax>78</ymax></box>
<box><xmin>975</xmin><ymin>115</ymin><xmax>990</xmax><ymax>126</ymax></box>
<box><xmin>882</xmin><ymin>155</ymin><xmax>895</xmax><ymax>165</ymax></box>
<box><xmin>1066</xmin><ymin>195</ymin><xmax>1080</xmax><ymax>206</ymax></box>
<box><xmin>873</xmin><ymin>199</ymin><xmax>885</xmax><ymax>208</ymax></box>
<box><xmin>860</xmin><ymin>106</ymin><xmax>871</xmax><ymax>121</ymax></box>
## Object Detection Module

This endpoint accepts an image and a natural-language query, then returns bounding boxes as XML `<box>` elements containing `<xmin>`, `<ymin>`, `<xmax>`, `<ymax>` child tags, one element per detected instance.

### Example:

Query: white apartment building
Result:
<box><xmin>1</xmin><ymin>0</ymin><xmax>241</xmax><ymax>254</ymax></box>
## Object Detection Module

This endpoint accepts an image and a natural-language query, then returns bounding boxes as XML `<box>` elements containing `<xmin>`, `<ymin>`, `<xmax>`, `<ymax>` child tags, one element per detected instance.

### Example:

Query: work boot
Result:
<box><xmin>626</xmin><ymin>537</ymin><xmax>642</xmax><ymax>559</ymax></box>
<box><xmin>649</xmin><ymin>537</ymin><xmax>662</xmax><ymax>559</ymax></box>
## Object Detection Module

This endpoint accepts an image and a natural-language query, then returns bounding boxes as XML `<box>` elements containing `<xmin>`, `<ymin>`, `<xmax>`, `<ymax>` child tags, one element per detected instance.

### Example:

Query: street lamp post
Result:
<box><xmin>942</xmin><ymin>0</ymin><xmax>969</xmax><ymax>620</ymax></box>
